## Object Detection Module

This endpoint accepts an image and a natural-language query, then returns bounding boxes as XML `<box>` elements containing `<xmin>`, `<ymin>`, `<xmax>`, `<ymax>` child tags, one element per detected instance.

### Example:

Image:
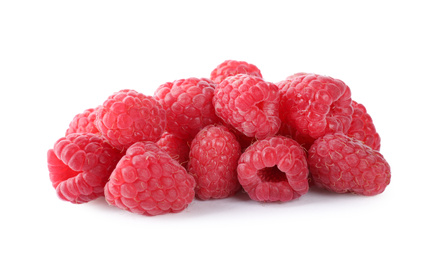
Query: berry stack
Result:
<box><xmin>47</xmin><ymin>60</ymin><xmax>391</xmax><ymax>216</ymax></box>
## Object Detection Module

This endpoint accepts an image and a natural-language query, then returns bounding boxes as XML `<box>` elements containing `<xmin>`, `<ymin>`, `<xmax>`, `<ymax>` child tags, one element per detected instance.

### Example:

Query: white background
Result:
<box><xmin>1</xmin><ymin>1</ymin><xmax>440</xmax><ymax>259</ymax></box>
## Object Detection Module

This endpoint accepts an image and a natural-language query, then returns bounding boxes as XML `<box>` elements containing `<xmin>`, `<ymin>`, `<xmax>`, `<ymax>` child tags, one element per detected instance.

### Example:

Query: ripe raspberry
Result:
<box><xmin>308</xmin><ymin>133</ymin><xmax>391</xmax><ymax>196</ymax></box>
<box><xmin>47</xmin><ymin>133</ymin><xmax>122</xmax><ymax>204</ymax></box>
<box><xmin>154</xmin><ymin>78</ymin><xmax>219</xmax><ymax>140</ymax></box>
<box><xmin>347</xmin><ymin>101</ymin><xmax>381</xmax><ymax>150</ymax></box>
<box><xmin>188</xmin><ymin>125</ymin><xmax>241</xmax><ymax>200</ymax></box>
<box><xmin>156</xmin><ymin>131</ymin><xmax>190</xmax><ymax>167</ymax></box>
<box><xmin>237</xmin><ymin>136</ymin><xmax>309</xmax><ymax>202</ymax></box>
<box><xmin>210</xmin><ymin>60</ymin><xmax>262</xmax><ymax>84</ymax></box>
<box><xmin>213</xmin><ymin>74</ymin><xmax>281</xmax><ymax>139</ymax></box>
<box><xmin>104</xmin><ymin>141</ymin><xmax>196</xmax><ymax>216</ymax></box>
<box><xmin>95</xmin><ymin>89</ymin><xmax>166</xmax><ymax>151</ymax></box>
<box><xmin>277</xmin><ymin>73</ymin><xmax>353</xmax><ymax>147</ymax></box>
<box><xmin>65</xmin><ymin>107</ymin><xmax>100</xmax><ymax>135</ymax></box>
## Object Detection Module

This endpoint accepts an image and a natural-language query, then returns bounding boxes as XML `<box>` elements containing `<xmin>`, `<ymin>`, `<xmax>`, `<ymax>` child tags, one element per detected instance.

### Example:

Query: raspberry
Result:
<box><xmin>156</xmin><ymin>131</ymin><xmax>190</xmax><ymax>167</ymax></box>
<box><xmin>95</xmin><ymin>89</ymin><xmax>166</xmax><ymax>151</ymax></box>
<box><xmin>347</xmin><ymin>101</ymin><xmax>381</xmax><ymax>150</ymax></box>
<box><xmin>65</xmin><ymin>107</ymin><xmax>100</xmax><ymax>135</ymax></box>
<box><xmin>308</xmin><ymin>133</ymin><xmax>391</xmax><ymax>196</ymax></box>
<box><xmin>237</xmin><ymin>136</ymin><xmax>309</xmax><ymax>202</ymax></box>
<box><xmin>277</xmin><ymin>73</ymin><xmax>353</xmax><ymax>146</ymax></box>
<box><xmin>188</xmin><ymin>125</ymin><xmax>241</xmax><ymax>200</ymax></box>
<box><xmin>154</xmin><ymin>78</ymin><xmax>219</xmax><ymax>140</ymax></box>
<box><xmin>213</xmin><ymin>74</ymin><xmax>281</xmax><ymax>139</ymax></box>
<box><xmin>210</xmin><ymin>60</ymin><xmax>262</xmax><ymax>84</ymax></box>
<box><xmin>104</xmin><ymin>141</ymin><xmax>196</xmax><ymax>216</ymax></box>
<box><xmin>47</xmin><ymin>133</ymin><xmax>122</xmax><ymax>204</ymax></box>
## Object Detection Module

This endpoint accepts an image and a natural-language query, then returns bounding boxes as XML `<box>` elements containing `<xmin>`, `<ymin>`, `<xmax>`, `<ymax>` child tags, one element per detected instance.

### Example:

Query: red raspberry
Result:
<box><xmin>188</xmin><ymin>125</ymin><xmax>241</xmax><ymax>200</ymax></box>
<box><xmin>65</xmin><ymin>107</ymin><xmax>100</xmax><ymax>135</ymax></box>
<box><xmin>213</xmin><ymin>74</ymin><xmax>281</xmax><ymax>139</ymax></box>
<box><xmin>347</xmin><ymin>101</ymin><xmax>381</xmax><ymax>150</ymax></box>
<box><xmin>47</xmin><ymin>133</ymin><xmax>122</xmax><ymax>204</ymax></box>
<box><xmin>308</xmin><ymin>133</ymin><xmax>391</xmax><ymax>196</ymax></box>
<box><xmin>277</xmin><ymin>73</ymin><xmax>353</xmax><ymax>147</ymax></box>
<box><xmin>104</xmin><ymin>141</ymin><xmax>196</xmax><ymax>216</ymax></box>
<box><xmin>95</xmin><ymin>89</ymin><xmax>166</xmax><ymax>151</ymax></box>
<box><xmin>210</xmin><ymin>60</ymin><xmax>262</xmax><ymax>84</ymax></box>
<box><xmin>156</xmin><ymin>131</ymin><xmax>190</xmax><ymax>167</ymax></box>
<box><xmin>154</xmin><ymin>78</ymin><xmax>219</xmax><ymax>140</ymax></box>
<box><xmin>237</xmin><ymin>136</ymin><xmax>309</xmax><ymax>202</ymax></box>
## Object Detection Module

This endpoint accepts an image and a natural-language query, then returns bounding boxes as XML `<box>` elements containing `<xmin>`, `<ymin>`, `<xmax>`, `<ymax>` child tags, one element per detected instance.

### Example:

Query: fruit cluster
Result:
<box><xmin>47</xmin><ymin>60</ymin><xmax>391</xmax><ymax>216</ymax></box>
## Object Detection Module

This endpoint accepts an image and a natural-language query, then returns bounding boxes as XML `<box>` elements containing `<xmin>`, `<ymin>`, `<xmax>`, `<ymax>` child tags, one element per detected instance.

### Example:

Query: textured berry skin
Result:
<box><xmin>213</xmin><ymin>74</ymin><xmax>281</xmax><ymax>139</ymax></box>
<box><xmin>210</xmin><ymin>60</ymin><xmax>262</xmax><ymax>84</ymax></box>
<box><xmin>154</xmin><ymin>78</ymin><xmax>219</xmax><ymax>140</ymax></box>
<box><xmin>188</xmin><ymin>125</ymin><xmax>241</xmax><ymax>200</ymax></box>
<box><xmin>347</xmin><ymin>101</ymin><xmax>381</xmax><ymax>150</ymax></box>
<box><xmin>48</xmin><ymin>133</ymin><xmax>122</xmax><ymax>204</ymax></box>
<box><xmin>285</xmin><ymin>72</ymin><xmax>309</xmax><ymax>81</ymax></box>
<box><xmin>237</xmin><ymin>136</ymin><xmax>309</xmax><ymax>202</ymax></box>
<box><xmin>95</xmin><ymin>89</ymin><xmax>166</xmax><ymax>151</ymax></box>
<box><xmin>156</xmin><ymin>131</ymin><xmax>190</xmax><ymax>167</ymax></box>
<box><xmin>65</xmin><ymin>107</ymin><xmax>100</xmax><ymax>135</ymax></box>
<box><xmin>277</xmin><ymin>123</ymin><xmax>316</xmax><ymax>151</ymax></box>
<box><xmin>104</xmin><ymin>141</ymin><xmax>196</xmax><ymax>216</ymax></box>
<box><xmin>228</xmin><ymin>126</ymin><xmax>256</xmax><ymax>151</ymax></box>
<box><xmin>277</xmin><ymin>73</ymin><xmax>353</xmax><ymax>147</ymax></box>
<box><xmin>308</xmin><ymin>133</ymin><xmax>391</xmax><ymax>196</ymax></box>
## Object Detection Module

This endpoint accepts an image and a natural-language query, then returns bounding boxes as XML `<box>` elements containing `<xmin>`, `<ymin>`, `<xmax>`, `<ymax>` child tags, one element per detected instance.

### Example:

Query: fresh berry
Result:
<box><xmin>210</xmin><ymin>60</ymin><xmax>262</xmax><ymax>84</ymax></box>
<box><xmin>347</xmin><ymin>101</ymin><xmax>381</xmax><ymax>150</ymax></box>
<box><xmin>154</xmin><ymin>78</ymin><xmax>219</xmax><ymax>140</ymax></box>
<box><xmin>308</xmin><ymin>133</ymin><xmax>391</xmax><ymax>196</ymax></box>
<box><xmin>104</xmin><ymin>141</ymin><xmax>196</xmax><ymax>216</ymax></box>
<box><xmin>277</xmin><ymin>73</ymin><xmax>353</xmax><ymax>147</ymax></box>
<box><xmin>188</xmin><ymin>125</ymin><xmax>241</xmax><ymax>200</ymax></box>
<box><xmin>156</xmin><ymin>131</ymin><xmax>190</xmax><ymax>167</ymax></box>
<box><xmin>66</xmin><ymin>107</ymin><xmax>100</xmax><ymax>135</ymax></box>
<box><xmin>48</xmin><ymin>133</ymin><xmax>122</xmax><ymax>204</ymax></box>
<box><xmin>237</xmin><ymin>136</ymin><xmax>309</xmax><ymax>202</ymax></box>
<box><xmin>95</xmin><ymin>89</ymin><xmax>166</xmax><ymax>151</ymax></box>
<box><xmin>213</xmin><ymin>74</ymin><xmax>281</xmax><ymax>139</ymax></box>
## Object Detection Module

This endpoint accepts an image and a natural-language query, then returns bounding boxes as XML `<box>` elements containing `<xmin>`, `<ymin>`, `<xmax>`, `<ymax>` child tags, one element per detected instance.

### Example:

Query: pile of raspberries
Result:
<box><xmin>47</xmin><ymin>60</ymin><xmax>391</xmax><ymax>216</ymax></box>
